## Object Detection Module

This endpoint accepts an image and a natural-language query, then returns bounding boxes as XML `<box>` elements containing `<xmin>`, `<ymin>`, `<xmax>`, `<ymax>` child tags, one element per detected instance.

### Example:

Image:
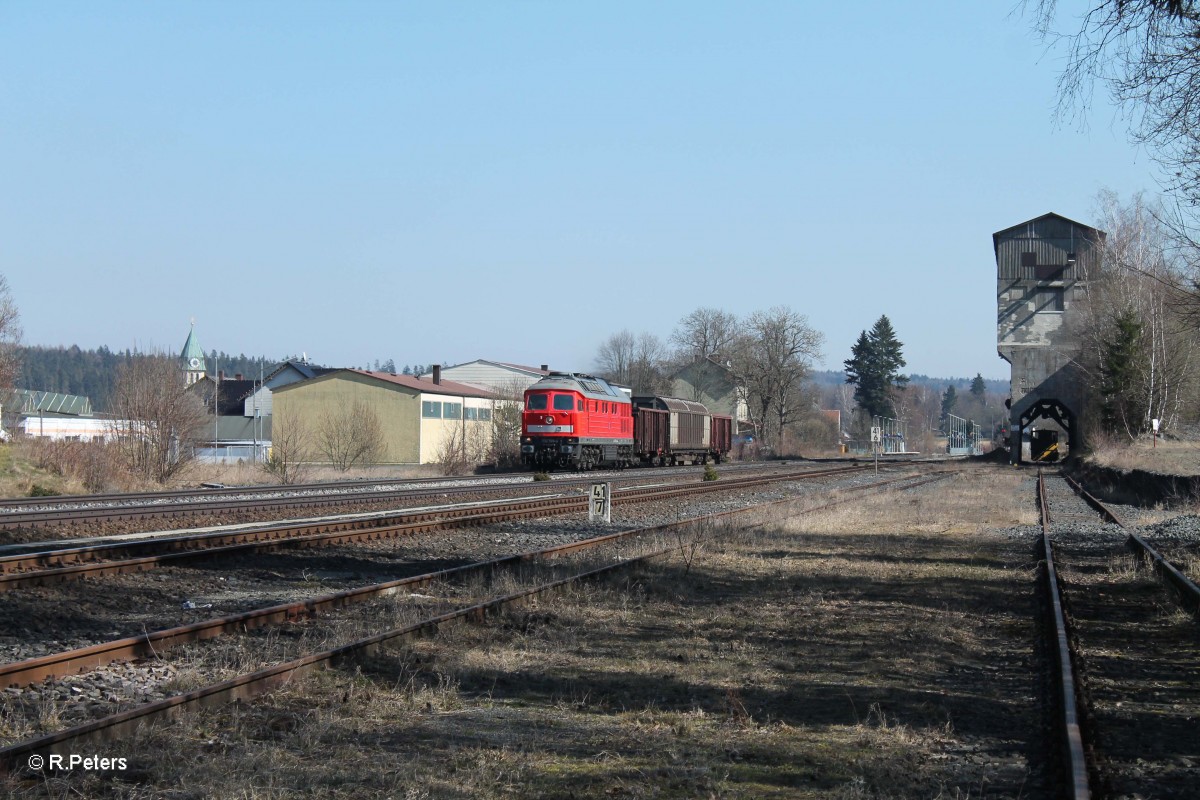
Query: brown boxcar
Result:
<box><xmin>632</xmin><ymin>406</ymin><xmax>670</xmax><ymax>465</ymax></box>
<box><xmin>632</xmin><ymin>396</ymin><xmax>714</xmax><ymax>465</ymax></box>
<box><xmin>709</xmin><ymin>414</ymin><xmax>732</xmax><ymax>463</ymax></box>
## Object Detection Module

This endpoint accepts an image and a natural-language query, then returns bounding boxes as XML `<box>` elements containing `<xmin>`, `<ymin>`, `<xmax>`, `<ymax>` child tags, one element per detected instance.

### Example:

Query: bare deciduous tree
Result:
<box><xmin>488</xmin><ymin>378</ymin><xmax>527</xmax><ymax>468</ymax></box>
<box><xmin>316</xmin><ymin>400</ymin><xmax>384</xmax><ymax>470</ymax></box>
<box><xmin>1071</xmin><ymin>190</ymin><xmax>1198</xmax><ymax>437</ymax></box>
<box><xmin>596</xmin><ymin>330</ymin><xmax>635</xmax><ymax>386</ymax></box>
<box><xmin>1032</xmin><ymin>1</ymin><xmax>1200</xmax><ymax>208</ymax></box>
<box><xmin>729</xmin><ymin>306</ymin><xmax>824</xmax><ymax>450</ymax></box>
<box><xmin>0</xmin><ymin>275</ymin><xmax>22</xmax><ymax>391</ymax></box>
<box><xmin>108</xmin><ymin>354</ymin><xmax>209</xmax><ymax>483</ymax></box>
<box><xmin>433</xmin><ymin>425</ymin><xmax>471</xmax><ymax>476</ymax></box>
<box><xmin>595</xmin><ymin>329</ymin><xmax>669</xmax><ymax>394</ymax></box>
<box><xmin>670</xmin><ymin>307</ymin><xmax>740</xmax><ymax>359</ymax></box>
<box><xmin>263</xmin><ymin>415</ymin><xmax>313</xmax><ymax>484</ymax></box>
<box><xmin>669</xmin><ymin>307</ymin><xmax>741</xmax><ymax>401</ymax></box>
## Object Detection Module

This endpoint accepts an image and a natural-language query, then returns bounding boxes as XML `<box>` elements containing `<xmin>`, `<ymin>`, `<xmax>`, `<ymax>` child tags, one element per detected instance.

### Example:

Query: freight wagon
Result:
<box><xmin>520</xmin><ymin>372</ymin><xmax>732</xmax><ymax>470</ymax></box>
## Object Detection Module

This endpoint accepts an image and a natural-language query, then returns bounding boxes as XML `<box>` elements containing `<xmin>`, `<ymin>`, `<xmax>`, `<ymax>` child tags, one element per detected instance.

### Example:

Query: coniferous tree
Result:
<box><xmin>1100</xmin><ymin>308</ymin><xmax>1144</xmax><ymax>434</ymax></box>
<box><xmin>843</xmin><ymin>315</ymin><xmax>908</xmax><ymax>419</ymax></box>
<box><xmin>970</xmin><ymin>373</ymin><xmax>987</xmax><ymax>398</ymax></box>
<box><xmin>940</xmin><ymin>385</ymin><xmax>958</xmax><ymax>421</ymax></box>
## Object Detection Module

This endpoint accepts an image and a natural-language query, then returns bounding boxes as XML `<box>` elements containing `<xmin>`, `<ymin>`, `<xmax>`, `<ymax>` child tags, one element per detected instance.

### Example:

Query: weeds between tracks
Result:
<box><xmin>7</xmin><ymin>466</ymin><xmax>1047</xmax><ymax>799</ymax></box>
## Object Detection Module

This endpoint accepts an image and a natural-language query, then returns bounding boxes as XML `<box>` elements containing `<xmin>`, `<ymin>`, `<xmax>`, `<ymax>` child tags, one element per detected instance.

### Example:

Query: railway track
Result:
<box><xmin>0</xmin><ymin>464</ymin><xmax>877</xmax><ymax>592</ymax></box>
<box><xmin>0</xmin><ymin>470</ymin><xmax>945</xmax><ymax>773</ymax></box>
<box><xmin>1037</xmin><ymin>469</ymin><xmax>1200</xmax><ymax>799</ymax></box>
<box><xmin>0</xmin><ymin>462</ymin><xmax>801</xmax><ymax>533</ymax></box>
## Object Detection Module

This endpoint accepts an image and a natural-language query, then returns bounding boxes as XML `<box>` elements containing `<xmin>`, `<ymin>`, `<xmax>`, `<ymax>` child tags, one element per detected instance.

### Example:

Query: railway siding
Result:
<box><xmin>1043</xmin><ymin>472</ymin><xmax>1200</xmax><ymax>799</ymax></box>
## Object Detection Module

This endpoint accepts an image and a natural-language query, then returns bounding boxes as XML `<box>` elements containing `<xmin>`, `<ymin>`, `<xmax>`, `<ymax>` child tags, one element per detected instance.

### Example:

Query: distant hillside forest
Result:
<box><xmin>808</xmin><ymin>369</ymin><xmax>1007</xmax><ymax>396</ymax></box>
<box><xmin>13</xmin><ymin>346</ymin><xmax>1010</xmax><ymax>416</ymax></box>
<box><xmin>16</xmin><ymin>346</ymin><xmax>278</xmax><ymax>412</ymax></box>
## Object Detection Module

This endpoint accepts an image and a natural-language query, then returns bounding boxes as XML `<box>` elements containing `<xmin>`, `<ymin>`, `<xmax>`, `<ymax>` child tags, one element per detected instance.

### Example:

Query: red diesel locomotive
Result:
<box><xmin>520</xmin><ymin>372</ymin><xmax>733</xmax><ymax>470</ymax></box>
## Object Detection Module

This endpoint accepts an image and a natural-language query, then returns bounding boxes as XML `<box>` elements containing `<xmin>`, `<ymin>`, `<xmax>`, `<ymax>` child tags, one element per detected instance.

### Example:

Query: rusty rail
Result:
<box><xmin>1</xmin><ymin>470</ymin><xmax>936</xmax><ymax>689</ymax></box>
<box><xmin>0</xmin><ymin>470</ymin><xmax>945</xmax><ymax>770</ymax></box>
<box><xmin>0</xmin><ymin>463</ymin><xmax>807</xmax><ymax>531</ymax></box>
<box><xmin>1037</xmin><ymin>469</ymin><xmax>1092</xmax><ymax>800</ymax></box>
<box><xmin>1062</xmin><ymin>474</ymin><xmax>1200</xmax><ymax>611</ymax></box>
<box><xmin>0</xmin><ymin>465</ymin><xmax>872</xmax><ymax>592</ymax></box>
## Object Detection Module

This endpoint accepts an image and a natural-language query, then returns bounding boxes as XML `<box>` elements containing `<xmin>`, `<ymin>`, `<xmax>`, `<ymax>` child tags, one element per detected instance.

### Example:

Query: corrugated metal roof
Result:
<box><xmin>992</xmin><ymin>212</ymin><xmax>1105</xmax><ymax>254</ymax></box>
<box><xmin>431</xmin><ymin>359</ymin><xmax>551</xmax><ymax>377</ymax></box>
<box><xmin>12</xmin><ymin>389</ymin><xmax>93</xmax><ymax>417</ymax></box>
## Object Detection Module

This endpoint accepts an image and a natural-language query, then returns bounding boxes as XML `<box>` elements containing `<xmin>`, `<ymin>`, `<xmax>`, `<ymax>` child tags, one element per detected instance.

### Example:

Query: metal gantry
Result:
<box><xmin>946</xmin><ymin>413</ymin><xmax>982</xmax><ymax>456</ymax></box>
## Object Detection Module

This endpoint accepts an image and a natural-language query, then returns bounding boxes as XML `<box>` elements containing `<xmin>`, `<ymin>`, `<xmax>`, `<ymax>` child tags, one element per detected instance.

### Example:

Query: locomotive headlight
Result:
<box><xmin>545</xmin><ymin>416</ymin><xmax>553</xmax><ymax>424</ymax></box>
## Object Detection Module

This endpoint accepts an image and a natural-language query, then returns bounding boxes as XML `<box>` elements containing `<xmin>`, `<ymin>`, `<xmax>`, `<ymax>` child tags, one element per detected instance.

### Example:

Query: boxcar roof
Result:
<box><xmin>632</xmin><ymin>395</ymin><xmax>711</xmax><ymax>415</ymax></box>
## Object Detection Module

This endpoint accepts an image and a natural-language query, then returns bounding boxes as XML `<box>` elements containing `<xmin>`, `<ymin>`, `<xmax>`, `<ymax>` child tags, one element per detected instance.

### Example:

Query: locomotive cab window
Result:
<box><xmin>577</xmin><ymin>399</ymin><xmax>584</xmax><ymax>411</ymax></box>
<box><xmin>527</xmin><ymin>394</ymin><xmax>548</xmax><ymax>411</ymax></box>
<box><xmin>553</xmin><ymin>395</ymin><xmax>574</xmax><ymax>411</ymax></box>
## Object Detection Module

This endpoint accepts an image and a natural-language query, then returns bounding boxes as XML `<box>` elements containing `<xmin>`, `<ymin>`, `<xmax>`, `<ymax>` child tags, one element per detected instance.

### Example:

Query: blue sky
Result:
<box><xmin>0</xmin><ymin>2</ymin><xmax>1153</xmax><ymax>381</ymax></box>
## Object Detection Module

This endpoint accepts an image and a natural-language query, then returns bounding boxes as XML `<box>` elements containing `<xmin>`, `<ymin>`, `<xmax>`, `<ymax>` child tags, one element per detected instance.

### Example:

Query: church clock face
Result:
<box><xmin>189</xmin><ymin>358</ymin><xmax>201</xmax><ymax>369</ymax></box>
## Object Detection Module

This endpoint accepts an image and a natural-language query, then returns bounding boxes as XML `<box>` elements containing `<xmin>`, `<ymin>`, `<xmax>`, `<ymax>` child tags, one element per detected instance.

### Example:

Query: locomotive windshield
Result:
<box><xmin>552</xmin><ymin>395</ymin><xmax>574</xmax><ymax>411</ymax></box>
<box><xmin>527</xmin><ymin>393</ymin><xmax>548</xmax><ymax>410</ymax></box>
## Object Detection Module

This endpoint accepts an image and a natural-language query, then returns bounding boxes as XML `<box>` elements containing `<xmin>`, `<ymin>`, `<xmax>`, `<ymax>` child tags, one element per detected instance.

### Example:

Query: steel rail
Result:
<box><xmin>0</xmin><ymin>461</ymin><xmax>790</xmax><ymax>512</ymax></box>
<box><xmin>1062</xmin><ymin>474</ymin><xmax>1200</xmax><ymax>611</ymax></box>
<box><xmin>0</xmin><ymin>471</ymin><xmax>945</xmax><ymax>689</ymax></box>
<box><xmin>0</xmin><ymin>469</ymin><xmax>943</xmax><ymax>771</ymax></box>
<box><xmin>0</xmin><ymin>494</ymin><xmax>582</xmax><ymax>574</ymax></box>
<box><xmin>0</xmin><ymin>480</ymin><xmax>589</xmax><ymax>531</ymax></box>
<box><xmin>0</xmin><ymin>462</ymin><xmax>800</xmax><ymax>530</ymax></box>
<box><xmin>0</xmin><ymin>465</ymin><xmax>874</xmax><ymax>591</ymax></box>
<box><xmin>1037</xmin><ymin>469</ymin><xmax>1093</xmax><ymax>800</ymax></box>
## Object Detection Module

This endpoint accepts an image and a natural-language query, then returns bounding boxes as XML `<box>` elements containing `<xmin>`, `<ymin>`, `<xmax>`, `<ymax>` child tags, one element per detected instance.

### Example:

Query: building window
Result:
<box><xmin>1021</xmin><ymin>251</ymin><xmax>1037</xmax><ymax>266</ymax></box>
<box><xmin>422</xmin><ymin>401</ymin><xmax>442</xmax><ymax>418</ymax></box>
<box><xmin>1035</xmin><ymin>264</ymin><xmax>1064</xmax><ymax>280</ymax></box>
<box><xmin>479</xmin><ymin>408</ymin><xmax>491</xmax><ymax>421</ymax></box>
<box><xmin>1038</xmin><ymin>288</ymin><xmax>1065</xmax><ymax>312</ymax></box>
<box><xmin>465</xmin><ymin>407</ymin><xmax>478</xmax><ymax>421</ymax></box>
<box><xmin>442</xmin><ymin>402</ymin><xmax>462</xmax><ymax>419</ymax></box>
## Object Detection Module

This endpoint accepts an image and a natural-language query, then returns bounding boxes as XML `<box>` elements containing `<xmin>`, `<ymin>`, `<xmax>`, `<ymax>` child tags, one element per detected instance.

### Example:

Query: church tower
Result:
<box><xmin>181</xmin><ymin>321</ymin><xmax>207</xmax><ymax>386</ymax></box>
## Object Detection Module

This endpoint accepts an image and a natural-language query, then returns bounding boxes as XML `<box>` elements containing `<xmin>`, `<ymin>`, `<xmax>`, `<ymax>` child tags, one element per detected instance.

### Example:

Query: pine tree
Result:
<box><xmin>843</xmin><ymin>315</ymin><xmax>908</xmax><ymax>419</ymax></box>
<box><xmin>970</xmin><ymin>373</ymin><xmax>986</xmax><ymax>398</ymax></box>
<box><xmin>941</xmin><ymin>385</ymin><xmax>958</xmax><ymax>421</ymax></box>
<box><xmin>1100</xmin><ymin>308</ymin><xmax>1143</xmax><ymax>434</ymax></box>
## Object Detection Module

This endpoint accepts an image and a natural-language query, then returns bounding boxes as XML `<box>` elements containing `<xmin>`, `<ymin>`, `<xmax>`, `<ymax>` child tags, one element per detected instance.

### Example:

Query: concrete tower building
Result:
<box><xmin>994</xmin><ymin>213</ymin><xmax>1106</xmax><ymax>463</ymax></box>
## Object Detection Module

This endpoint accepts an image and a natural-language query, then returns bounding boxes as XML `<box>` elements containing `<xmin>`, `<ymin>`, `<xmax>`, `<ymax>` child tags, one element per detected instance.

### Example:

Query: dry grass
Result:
<box><xmin>1085</xmin><ymin>436</ymin><xmax>1200</xmax><ymax>476</ymax></box>
<box><xmin>0</xmin><ymin>440</ymin><xmax>468</xmax><ymax>500</ymax></box>
<box><xmin>172</xmin><ymin>460</ymin><xmax>453</xmax><ymax>489</ymax></box>
<box><xmin>5</xmin><ymin>465</ymin><xmax>1042</xmax><ymax>799</ymax></box>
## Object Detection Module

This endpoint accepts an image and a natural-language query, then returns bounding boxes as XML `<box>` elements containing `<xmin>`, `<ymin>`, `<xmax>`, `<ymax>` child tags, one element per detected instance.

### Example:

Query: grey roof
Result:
<box><xmin>274</xmin><ymin>369</ymin><xmax>494</xmax><ymax>399</ymax></box>
<box><xmin>10</xmin><ymin>390</ymin><xmax>93</xmax><ymax>417</ymax></box>
<box><xmin>264</xmin><ymin>360</ymin><xmax>338</xmax><ymax>384</ymax></box>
